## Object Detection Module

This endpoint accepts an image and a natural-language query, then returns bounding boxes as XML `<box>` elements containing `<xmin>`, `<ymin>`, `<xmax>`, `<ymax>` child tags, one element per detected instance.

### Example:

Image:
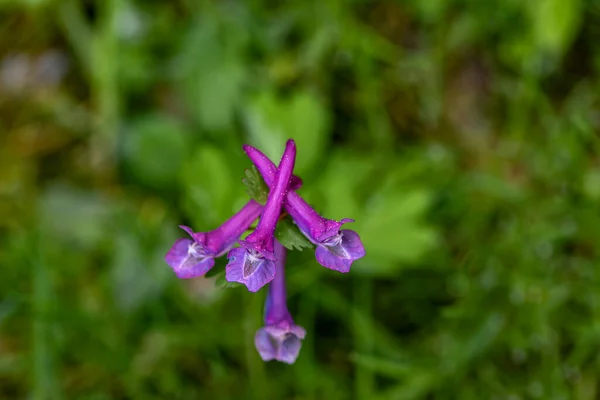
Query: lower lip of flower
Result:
<box><xmin>243</xmin><ymin>249</ymin><xmax>264</xmax><ymax>278</ymax></box>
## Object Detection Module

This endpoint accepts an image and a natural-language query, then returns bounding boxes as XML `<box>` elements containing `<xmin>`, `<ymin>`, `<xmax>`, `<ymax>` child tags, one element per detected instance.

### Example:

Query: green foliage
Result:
<box><xmin>242</xmin><ymin>166</ymin><xmax>269</xmax><ymax>205</ymax></box>
<box><xmin>123</xmin><ymin>114</ymin><xmax>191</xmax><ymax>190</ymax></box>
<box><xmin>274</xmin><ymin>216</ymin><xmax>314</xmax><ymax>252</ymax></box>
<box><xmin>245</xmin><ymin>89</ymin><xmax>331</xmax><ymax>175</ymax></box>
<box><xmin>1</xmin><ymin>0</ymin><xmax>600</xmax><ymax>399</ymax></box>
<box><xmin>181</xmin><ymin>145</ymin><xmax>239</xmax><ymax>227</ymax></box>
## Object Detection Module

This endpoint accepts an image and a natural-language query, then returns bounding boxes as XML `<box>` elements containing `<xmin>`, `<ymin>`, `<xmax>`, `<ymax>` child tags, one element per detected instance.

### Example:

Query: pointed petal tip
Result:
<box><xmin>284</xmin><ymin>139</ymin><xmax>297</xmax><ymax>156</ymax></box>
<box><xmin>178</xmin><ymin>225</ymin><xmax>195</xmax><ymax>237</ymax></box>
<box><xmin>242</xmin><ymin>144</ymin><xmax>261</xmax><ymax>157</ymax></box>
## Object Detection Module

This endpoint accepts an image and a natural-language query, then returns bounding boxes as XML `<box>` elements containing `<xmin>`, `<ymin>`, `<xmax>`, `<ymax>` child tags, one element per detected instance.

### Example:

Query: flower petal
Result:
<box><xmin>279</xmin><ymin>333</ymin><xmax>304</xmax><ymax>364</ymax></box>
<box><xmin>315</xmin><ymin>245</ymin><xmax>353</xmax><ymax>272</ymax></box>
<box><xmin>226</xmin><ymin>248</ymin><xmax>276</xmax><ymax>292</ymax></box>
<box><xmin>254</xmin><ymin>324</ymin><xmax>305</xmax><ymax>364</ymax></box>
<box><xmin>165</xmin><ymin>238</ymin><xmax>215</xmax><ymax>278</ymax></box>
<box><xmin>314</xmin><ymin>230</ymin><xmax>365</xmax><ymax>273</ymax></box>
<box><xmin>254</xmin><ymin>327</ymin><xmax>277</xmax><ymax>361</ymax></box>
<box><xmin>179</xmin><ymin>225</ymin><xmax>195</xmax><ymax>238</ymax></box>
<box><xmin>338</xmin><ymin>229</ymin><xmax>366</xmax><ymax>259</ymax></box>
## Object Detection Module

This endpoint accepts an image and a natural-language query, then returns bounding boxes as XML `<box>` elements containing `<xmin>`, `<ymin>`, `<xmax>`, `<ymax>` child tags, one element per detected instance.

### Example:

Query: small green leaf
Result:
<box><xmin>242</xmin><ymin>166</ymin><xmax>269</xmax><ymax>205</ymax></box>
<box><xmin>215</xmin><ymin>272</ymin><xmax>243</xmax><ymax>289</ymax></box>
<box><xmin>275</xmin><ymin>217</ymin><xmax>313</xmax><ymax>251</ymax></box>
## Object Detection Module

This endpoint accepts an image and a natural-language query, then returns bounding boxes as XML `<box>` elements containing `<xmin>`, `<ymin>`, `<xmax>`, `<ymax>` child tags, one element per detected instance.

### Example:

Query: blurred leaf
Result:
<box><xmin>440</xmin><ymin>313</ymin><xmax>506</xmax><ymax>375</ymax></box>
<box><xmin>174</xmin><ymin>13</ymin><xmax>247</xmax><ymax>131</ymax></box>
<box><xmin>318</xmin><ymin>150</ymin><xmax>376</xmax><ymax>218</ymax></box>
<box><xmin>111</xmin><ymin>230</ymin><xmax>170</xmax><ymax>312</ymax></box>
<box><xmin>0</xmin><ymin>296</ymin><xmax>17</xmax><ymax>327</ymax></box>
<box><xmin>357</xmin><ymin>189</ymin><xmax>437</xmax><ymax>273</ymax></box>
<box><xmin>583</xmin><ymin>168</ymin><xmax>600</xmax><ymax>201</ymax></box>
<box><xmin>350</xmin><ymin>353</ymin><xmax>412</xmax><ymax>378</ymax></box>
<box><xmin>245</xmin><ymin>89</ymin><xmax>331</xmax><ymax>174</ymax></box>
<box><xmin>39</xmin><ymin>184</ymin><xmax>113</xmax><ymax>249</ymax></box>
<box><xmin>242</xmin><ymin>166</ymin><xmax>269</xmax><ymax>205</ymax></box>
<box><xmin>275</xmin><ymin>216</ymin><xmax>313</xmax><ymax>251</ymax></box>
<box><xmin>1</xmin><ymin>0</ymin><xmax>51</xmax><ymax>7</ymax></box>
<box><xmin>316</xmin><ymin>152</ymin><xmax>437</xmax><ymax>273</ymax></box>
<box><xmin>532</xmin><ymin>0</ymin><xmax>582</xmax><ymax>55</ymax></box>
<box><xmin>122</xmin><ymin>114</ymin><xmax>190</xmax><ymax>190</ymax></box>
<box><xmin>189</xmin><ymin>62</ymin><xmax>245</xmax><ymax>131</ymax></box>
<box><xmin>181</xmin><ymin>145</ymin><xmax>236</xmax><ymax>227</ymax></box>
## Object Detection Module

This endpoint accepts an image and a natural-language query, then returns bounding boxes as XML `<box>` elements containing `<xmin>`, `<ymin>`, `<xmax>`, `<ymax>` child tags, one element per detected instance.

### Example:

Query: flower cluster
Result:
<box><xmin>165</xmin><ymin>139</ymin><xmax>365</xmax><ymax>364</ymax></box>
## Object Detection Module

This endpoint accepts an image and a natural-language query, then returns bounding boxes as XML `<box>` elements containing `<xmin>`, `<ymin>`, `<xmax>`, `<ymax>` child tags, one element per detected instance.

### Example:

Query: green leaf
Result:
<box><xmin>111</xmin><ymin>229</ymin><xmax>171</xmax><ymax>313</ymax></box>
<box><xmin>242</xmin><ymin>166</ymin><xmax>269</xmax><ymax>205</ymax></box>
<box><xmin>532</xmin><ymin>0</ymin><xmax>582</xmax><ymax>55</ymax></box>
<box><xmin>275</xmin><ymin>216</ymin><xmax>313</xmax><ymax>251</ymax></box>
<box><xmin>359</xmin><ymin>189</ymin><xmax>438</xmax><ymax>266</ymax></box>
<box><xmin>181</xmin><ymin>145</ymin><xmax>235</xmax><ymax>227</ymax></box>
<box><xmin>175</xmin><ymin>15</ymin><xmax>247</xmax><ymax>131</ymax></box>
<box><xmin>244</xmin><ymin>89</ymin><xmax>331</xmax><ymax>175</ymax></box>
<box><xmin>215</xmin><ymin>272</ymin><xmax>243</xmax><ymax>289</ymax></box>
<box><xmin>123</xmin><ymin>114</ymin><xmax>190</xmax><ymax>190</ymax></box>
<box><xmin>39</xmin><ymin>184</ymin><xmax>113</xmax><ymax>249</ymax></box>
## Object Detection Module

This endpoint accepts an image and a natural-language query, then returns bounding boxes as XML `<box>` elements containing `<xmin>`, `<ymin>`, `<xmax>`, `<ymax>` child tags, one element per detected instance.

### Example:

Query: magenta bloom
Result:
<box><xmin>255</xmin><ymin>240</ymin><xmax>305</xmax><ymax>364</ymax></box>
<box><xmin>243</xmin><ymin>145</ymin><xmax>365</xmax><ymax>273</ymax></box>
<box><xmin>226</xmin><ymin>140</ymin><xmax>297</xmax><ymax>292</ymax></box>
<box><xmin>165</xmin><ymin>200</ymin><xmax>262</xmax><ymax>279</ymax></box>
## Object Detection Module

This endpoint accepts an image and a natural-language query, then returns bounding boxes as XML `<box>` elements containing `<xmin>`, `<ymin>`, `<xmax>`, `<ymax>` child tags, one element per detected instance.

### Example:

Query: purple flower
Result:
<box><xmin>243</xmin><ymin>144</ymin><xmax>366</xmax><ymax>273</ymax></box>
<box><xmin>226</xmin><ymin>140</ymin><xmax>297</xmax><ymax>292</ymax></box>
<box><xmin>165</xmin><ymin>200</ymin><xmax>262</xmax><ymax>279</ymax></box>
<box><xmin>255</xmin><ymin>240</ymin><xmax>306</xmax><ymax>364</ymax></box>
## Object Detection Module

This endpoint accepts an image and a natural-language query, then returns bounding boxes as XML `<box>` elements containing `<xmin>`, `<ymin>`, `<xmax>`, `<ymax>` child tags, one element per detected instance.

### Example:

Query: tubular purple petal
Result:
<box><xmin>206</xmin><ymin>200</ymin><xmax>263</xmax><ymax>255</ymax></box>
<box><xmin>254</xmin><ymin>240</ymin><xmax>306</xmax><ymax>364</ymax></box>
<box><xmin>226</xmin><ymin>141</ymin><xmax>297</xmax><ymax>292</ymax></box>
<box><xmin>243</xmin><ymin>144</ymin><xmax>365</xmax><ymax>272</ymax></box>
<box><xmin>164</xmin><ymin>200</ymin><xmax>262</xmax><ymax>279</ymax></box>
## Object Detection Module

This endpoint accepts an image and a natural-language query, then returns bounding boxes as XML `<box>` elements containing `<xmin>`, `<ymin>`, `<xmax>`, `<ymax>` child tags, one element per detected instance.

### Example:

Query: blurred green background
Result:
<box><xmin>1</xmin><ymin>0</ymin><xmax>600</xmax><ymax>399</ymax></box>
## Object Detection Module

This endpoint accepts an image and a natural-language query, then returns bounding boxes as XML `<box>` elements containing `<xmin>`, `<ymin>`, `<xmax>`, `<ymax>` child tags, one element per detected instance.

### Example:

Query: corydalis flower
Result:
<box><xmin>165</xmin><ymin>200</ymin><xmax>262</xmax><ymax>278</ymax></box>
<box><xmin>243</xmin><ymin>145</ymin><xmax>365</xmax><ymax>273</ymax></box>
<box><xmin>255</xmin><ymin>240</ymin><xmax>305</xmax><ymax>364</ymax></box>
<box><xmin>226</xmin><ymin>140</ymin><xmax>297</xmax><ymax>292</ymax></box>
